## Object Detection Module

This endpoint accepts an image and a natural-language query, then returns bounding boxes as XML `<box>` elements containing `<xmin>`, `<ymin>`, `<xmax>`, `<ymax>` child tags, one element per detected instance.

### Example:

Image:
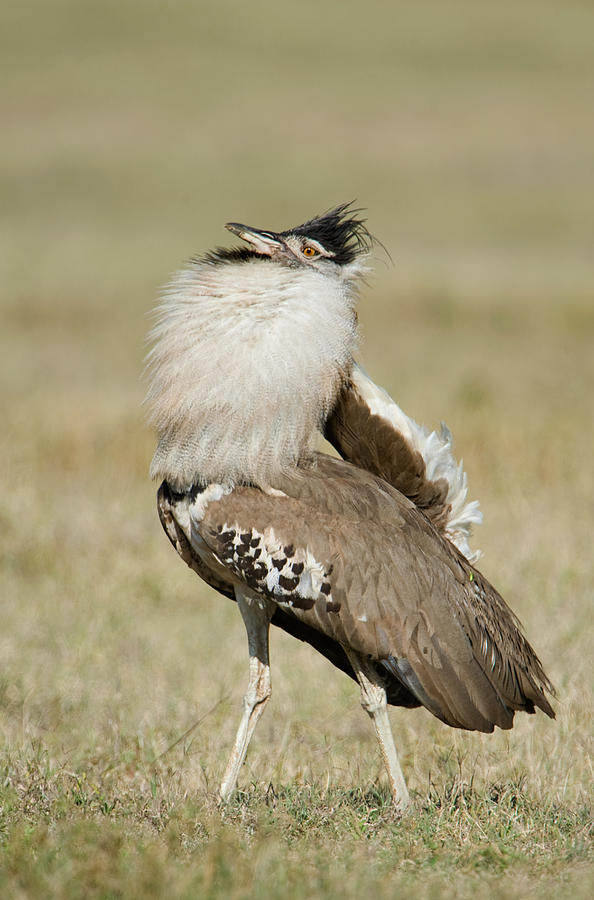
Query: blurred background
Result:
<box><xmin>1</xmin><ymin>0</ymin><xmax>592</xmax><ymax>803</ymax></box>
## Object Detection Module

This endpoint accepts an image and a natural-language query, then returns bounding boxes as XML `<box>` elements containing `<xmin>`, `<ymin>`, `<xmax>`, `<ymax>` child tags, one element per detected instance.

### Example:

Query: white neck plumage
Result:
<box><xmin>146</xmin><ymin>255</ymin><xmax>363</xmax><ymax>491</ymax></box>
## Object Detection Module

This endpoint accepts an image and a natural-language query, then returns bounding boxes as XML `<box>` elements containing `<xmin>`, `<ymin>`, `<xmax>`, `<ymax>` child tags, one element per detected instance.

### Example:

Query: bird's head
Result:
<box><xmin>221</xmin><ymin>203</ymin><xmax>373</xmax><ymax>281</ymax></box>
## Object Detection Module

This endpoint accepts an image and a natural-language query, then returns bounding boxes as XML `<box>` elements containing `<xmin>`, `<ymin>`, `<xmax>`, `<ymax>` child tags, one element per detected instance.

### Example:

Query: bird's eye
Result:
<box><xmin>302</xmin><ymin>246</ymin><xmax>317</xmax><ymax>258</ymax></box>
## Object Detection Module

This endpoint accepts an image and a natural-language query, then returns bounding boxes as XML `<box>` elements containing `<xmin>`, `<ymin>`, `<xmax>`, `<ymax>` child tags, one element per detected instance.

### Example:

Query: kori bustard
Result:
<box><xmin>146</xmin><ymin>204</ymin><xmax>554</xmax><ymax>809</ymax></box>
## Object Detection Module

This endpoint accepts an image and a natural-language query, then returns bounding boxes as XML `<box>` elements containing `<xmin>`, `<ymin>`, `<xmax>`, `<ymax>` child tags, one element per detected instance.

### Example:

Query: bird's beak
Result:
<box><xmin>225</xmin><ymin>222</ymin><xmax>286</xmax><ymax>256</ymax></box>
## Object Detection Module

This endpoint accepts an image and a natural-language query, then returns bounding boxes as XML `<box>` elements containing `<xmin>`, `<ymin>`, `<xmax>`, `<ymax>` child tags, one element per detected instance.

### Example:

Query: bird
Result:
<box><xmin>145</xmin><ymin>203</ymin><xmax>555</xmax><ymax>810</ymax></box>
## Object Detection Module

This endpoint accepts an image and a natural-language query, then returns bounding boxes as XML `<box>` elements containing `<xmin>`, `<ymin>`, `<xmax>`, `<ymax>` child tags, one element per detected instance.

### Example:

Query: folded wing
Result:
<box><xmin>166</xmin><ymin>455</ymin><xmax>554</xmax><ymax>733</ymax></box>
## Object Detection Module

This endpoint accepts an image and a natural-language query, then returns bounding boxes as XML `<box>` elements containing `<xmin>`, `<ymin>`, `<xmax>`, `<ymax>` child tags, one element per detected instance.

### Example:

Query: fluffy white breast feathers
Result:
<box><xmin>146</xmin><ymin>254</ymin><xmax>361</xmax><ymax>490</ymax></box>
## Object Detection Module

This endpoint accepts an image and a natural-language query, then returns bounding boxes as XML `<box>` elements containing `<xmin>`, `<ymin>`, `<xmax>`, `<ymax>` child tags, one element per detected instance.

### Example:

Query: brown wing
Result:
<box><xmin>156</xmin><ymin>480</ymin><xmax>409</xmax><ymax>703</ymax></box>
<box><xmin>325</xmin><ymin>374</ymin><xmax>452</xmax><ymax>533</ymax></box>
<box><xmin>187</xmin><ymin>454</ymin><xmax>554</xmax><ymax>733</ymax></box>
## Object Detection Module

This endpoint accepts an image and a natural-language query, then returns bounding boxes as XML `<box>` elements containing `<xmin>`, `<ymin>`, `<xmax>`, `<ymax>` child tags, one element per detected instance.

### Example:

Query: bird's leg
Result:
<box><xmin>219</xmin><ymin>589</ymin><xmax>275</xmax><ymax>802</ymax></box>
<box><xmin>343</xmin><ymin>646</ymin><xmax>410</xmax><ymax>811</ymax></box>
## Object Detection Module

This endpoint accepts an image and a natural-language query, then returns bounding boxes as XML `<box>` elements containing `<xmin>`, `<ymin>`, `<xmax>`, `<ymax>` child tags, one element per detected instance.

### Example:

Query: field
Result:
<box><xmin>1</xmin><ymin>1</ymin><xmax>593</xmax><ymax>896</ymax></box>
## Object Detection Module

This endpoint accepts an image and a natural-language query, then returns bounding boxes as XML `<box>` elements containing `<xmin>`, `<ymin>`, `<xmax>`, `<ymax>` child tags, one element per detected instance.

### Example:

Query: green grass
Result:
<box><xmin>0</xmin><ymin>774</ymin><xmax>591</xmax><ymax>899</ymax></box>
<box><xmin>1</xmin><ymin>0</ymin><xmax>593</xmax><ymax>896</ymax></box>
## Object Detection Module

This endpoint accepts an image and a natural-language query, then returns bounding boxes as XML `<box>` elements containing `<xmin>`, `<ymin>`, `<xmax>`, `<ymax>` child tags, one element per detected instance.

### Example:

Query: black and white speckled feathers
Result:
<box><xmin>210</xmin><ymin>524</ymin><xmax>338</xmax><ymax>613</ymax></box>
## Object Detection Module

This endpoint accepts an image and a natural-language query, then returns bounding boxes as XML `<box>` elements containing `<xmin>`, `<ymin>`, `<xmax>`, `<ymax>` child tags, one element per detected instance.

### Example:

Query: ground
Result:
<box><xmin>1</xmin><ymin>1</ymin><xmax>592</xmax><ymax>896</ymax></box>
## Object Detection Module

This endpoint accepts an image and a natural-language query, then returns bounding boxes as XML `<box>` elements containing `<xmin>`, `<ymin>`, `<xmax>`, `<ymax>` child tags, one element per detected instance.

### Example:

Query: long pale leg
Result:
<box><xmin>219</xmin><ymin>589</ymin><xmax>275</xmax><ymax>802</ymax></box>
<box><xmin>343</xmin><ymin>646</ymin><xmax>410</xmax><ymax>811</ymax></box>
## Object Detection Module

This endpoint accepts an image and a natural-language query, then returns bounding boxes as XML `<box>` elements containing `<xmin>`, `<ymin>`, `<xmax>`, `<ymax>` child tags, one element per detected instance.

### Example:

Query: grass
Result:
<box><xmin>0</xmin><ymin>775</ymin><xmax>590</xmax><ymax>899</ymax></box>
<box><xmin>1</xmin><ymin>0</ymin><xmax>593</xmax><ymax>896</ymax></box>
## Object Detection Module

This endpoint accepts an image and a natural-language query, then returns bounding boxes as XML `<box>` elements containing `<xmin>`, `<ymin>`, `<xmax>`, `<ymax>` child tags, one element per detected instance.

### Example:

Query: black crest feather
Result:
<box><xmin>285</xmin><ymin>202</ymin><xmax>372</xmax><ymax>265</ymax></box>
<box><xmin>202</xmin><ymin>246</ymin><xmax>259</xmax><ymax>266</ymax></box>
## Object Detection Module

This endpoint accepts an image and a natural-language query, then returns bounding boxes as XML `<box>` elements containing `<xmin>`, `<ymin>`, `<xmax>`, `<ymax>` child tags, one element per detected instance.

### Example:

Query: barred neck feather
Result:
<box><xmin>146</xmin><ymin>255</ymin><xmax>362</xmax><ymax>490</ymax></box>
